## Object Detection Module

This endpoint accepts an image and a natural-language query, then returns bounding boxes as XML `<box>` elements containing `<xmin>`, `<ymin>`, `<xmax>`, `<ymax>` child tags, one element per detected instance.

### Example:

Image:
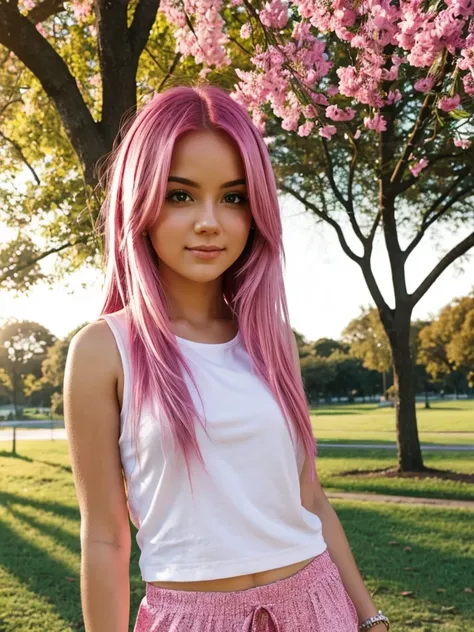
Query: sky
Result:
<box><xmin>1</xmin><ymin>194</ymin><xmax>473</xmax><ymax>343</ymax></box>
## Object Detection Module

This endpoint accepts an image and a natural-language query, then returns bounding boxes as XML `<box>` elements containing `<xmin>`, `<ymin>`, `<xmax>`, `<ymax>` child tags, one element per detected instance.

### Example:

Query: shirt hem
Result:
<box><xmin>140</xmin><ymin>538</ymin><xmax>328</xmax><ymax>582</ymax></box>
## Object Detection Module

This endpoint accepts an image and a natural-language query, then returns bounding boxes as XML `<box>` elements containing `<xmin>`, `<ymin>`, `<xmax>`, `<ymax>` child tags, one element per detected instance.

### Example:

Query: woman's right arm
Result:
<box><xmin>64</xmin><ymin>321</ymin><xmax>132</xmax><ymax>632</ymax></box>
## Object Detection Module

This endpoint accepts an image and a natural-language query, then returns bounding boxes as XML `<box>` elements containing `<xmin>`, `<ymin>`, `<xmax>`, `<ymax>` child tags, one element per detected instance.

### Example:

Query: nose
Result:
<box><xmin>194</xmin><ymin>200</ymin><xmax>220</xmax><ymax>232</ymax></box>
<box><xmin>241</xmin><ymin>604</ymin><xmax>282</xmax><ymax>632</ymax></box>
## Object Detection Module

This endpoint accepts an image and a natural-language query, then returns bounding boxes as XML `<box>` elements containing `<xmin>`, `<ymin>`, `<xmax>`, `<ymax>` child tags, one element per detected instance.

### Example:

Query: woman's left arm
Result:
<box><xmin>304</xmin><ymin>487</ymin><xmax>387</xmax><ymax>631</ymax></box>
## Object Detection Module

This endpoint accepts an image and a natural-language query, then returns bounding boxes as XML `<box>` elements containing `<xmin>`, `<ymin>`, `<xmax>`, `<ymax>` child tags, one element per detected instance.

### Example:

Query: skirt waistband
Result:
<box><xmin>144</xmin><ymin>547</ymin><xmax>336</xmax><ymax>612</ymax></box>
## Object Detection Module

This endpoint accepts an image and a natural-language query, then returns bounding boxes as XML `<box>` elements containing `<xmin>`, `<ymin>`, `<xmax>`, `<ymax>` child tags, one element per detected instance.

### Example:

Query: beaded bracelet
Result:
<box><xmin>359</xmin><ymin>610</ymin><xmax>390</xmax><ymax>631</ymax></box>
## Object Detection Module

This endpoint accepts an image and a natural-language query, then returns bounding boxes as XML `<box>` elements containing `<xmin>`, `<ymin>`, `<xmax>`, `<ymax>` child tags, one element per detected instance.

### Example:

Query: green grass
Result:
<box><xmin>0</xmin><ymin>442</ymin><xmax>473</xmax><ymax>631</ymax></box>
<box><xmin>317</xmin><ymin>449</ymin><xmax>474</xmax><ymax>501</ymax></box>
<box><xmin>310</xmin><ymin>400</ymin><xmax>474</xmax><ymax>445</ymax></box>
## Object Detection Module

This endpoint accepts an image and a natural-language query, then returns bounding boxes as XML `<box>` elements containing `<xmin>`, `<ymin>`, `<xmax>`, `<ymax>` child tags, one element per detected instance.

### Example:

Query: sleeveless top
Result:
<box><xmin>99</xmin><ymin>309</ymin><xmax>327</xmax><ymax>582</ymax></box>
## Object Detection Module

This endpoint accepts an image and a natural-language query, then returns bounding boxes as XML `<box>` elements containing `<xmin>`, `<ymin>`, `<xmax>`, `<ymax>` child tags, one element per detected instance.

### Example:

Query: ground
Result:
<box><xmin>0</xmin><ymin>400</ymin><xmax>472</xmax><ymax>631</ymax></box>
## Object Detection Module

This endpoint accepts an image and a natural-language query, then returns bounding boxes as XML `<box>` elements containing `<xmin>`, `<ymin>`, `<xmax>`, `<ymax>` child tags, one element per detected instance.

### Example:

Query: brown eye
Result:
<box><xmin>165</xmin><ymin>190</ymin><xmax>192</xmax><ymax>203</ymax></box>
<box><xmin>224</xmin><ymin>193</ymin><xmax>248</xmax><ymax>204</ymax></box>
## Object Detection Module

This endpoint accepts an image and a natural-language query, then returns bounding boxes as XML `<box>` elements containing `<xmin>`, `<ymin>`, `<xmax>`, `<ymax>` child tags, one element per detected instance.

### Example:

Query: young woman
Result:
<box><xmin>64</xmin><ymin>84</ymin><xmax>390</xmax><ymax>632</ymax></box>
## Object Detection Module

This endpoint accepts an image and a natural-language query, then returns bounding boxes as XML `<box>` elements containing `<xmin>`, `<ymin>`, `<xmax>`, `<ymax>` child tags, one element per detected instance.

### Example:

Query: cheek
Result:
<box><xmin>149</xmin><ymin>215</ymin><xmax>184</xmax><ymax>247</ymax></box>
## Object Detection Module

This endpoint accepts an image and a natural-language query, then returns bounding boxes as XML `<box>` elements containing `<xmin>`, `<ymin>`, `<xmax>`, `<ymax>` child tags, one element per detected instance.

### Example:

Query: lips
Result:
<box><xmin>186</xmin><ymin>247</ymin><xmax>224</xmax><ymax>252</ymax></box>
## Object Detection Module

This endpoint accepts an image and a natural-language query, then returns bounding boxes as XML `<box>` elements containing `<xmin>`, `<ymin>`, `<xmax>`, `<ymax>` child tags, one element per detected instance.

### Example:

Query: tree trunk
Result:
<box><xmin>390</xmin><ymin>315</ymin><xmax>425</xmax><ymax>471</ymax></box>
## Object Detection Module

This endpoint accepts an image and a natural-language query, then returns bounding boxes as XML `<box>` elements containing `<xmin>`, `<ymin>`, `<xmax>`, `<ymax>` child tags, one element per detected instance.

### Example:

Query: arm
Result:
<box><xmin>64</xmin><ymin>321</ymin><xmax>132</xmax><ymax>632</ymax></box>
<box><xmin>289</xmin><ymin>331</ymin><xmax>386</xmax><ymax>630</ymax></box>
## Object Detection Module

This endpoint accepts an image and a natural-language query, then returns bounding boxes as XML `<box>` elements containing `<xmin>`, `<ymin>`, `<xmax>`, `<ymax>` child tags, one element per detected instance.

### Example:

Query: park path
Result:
<box><xmin>326</xmin><ymin>491</ymin><xmax>474</xmax><ymax>511</ymax></box>
<box><xmin>319</xmin><ymin>442</ymin><xmax>474</xmax><ymax>451</ymax></box>
<box><xmin>0</xmin><ymin>429</ymin><xmax>473</xmax><ymax>450</ymax></box>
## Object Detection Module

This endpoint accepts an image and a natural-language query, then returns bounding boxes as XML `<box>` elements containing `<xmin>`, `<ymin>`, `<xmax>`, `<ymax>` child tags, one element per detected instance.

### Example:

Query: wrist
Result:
<box><xmin>358</xmin><ymin>609</ymin><xmax>390</xmax><ymax>631</ymax></box>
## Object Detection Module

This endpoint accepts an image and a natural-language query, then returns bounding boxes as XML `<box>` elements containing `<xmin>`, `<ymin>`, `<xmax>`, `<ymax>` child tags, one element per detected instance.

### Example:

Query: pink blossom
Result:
<box><xmin>463</xmin><ymin>72</ymin><xmax>474</xmax><ymax>95</ymax></box>
<box><xmin>260</xmin><ymin>0</ymin><xmax>289</xmax><ymax>30</ymax></box>
<box><xmin>386</xmin><ymin>90</ymin><xmax>402</xmax><ymax>104</ymax></box>
<box><xmin>363</xmin><ymin>113</ymin><xmax>387</xmax><ymax>132</ymax></box>
<box><xmin>319</xmin><ymin>125</ymin><xmax>337</xmax><ymax>140</ymax></box>
<box><xmin>438</xmin><ymin>94</ymin><xmax>461</xmax><ymax>112</ymax></box>
<box><xmin>325</xmin><ymin>105</ymin><xmax>356</xmax><ymax>121</ymax></box>
<box><xmin>414</xmin><ymin>76</ymin><xmax>435</xmax><ymax>92</ymax></box>
<box><xmin>159</xmin><ymin>0</ymin><xmax>474</xmax><ymax>139</ymax></box>
<box><xmin>354</xmin><ymin>129</ymin><xmax>361</xmax><ymax>139</ymax></box>
<box><xmin>240</xmin><ymin>23</ymin><xmax>252</xmax><ymax>39</ymax></box>
<box><xmin>454</xmin><ymin>138</ymin><xmax>472</xmax><ymax>149</ymax></box>
<box><xmin>409</xmin><ymin>157</ymin><xmax>429</xmax><ymax>177</ymax></box>
<box><xmin>298</xmin><ymin>121</ymin><xmax>315</xmax><ymax>136</ymax></box>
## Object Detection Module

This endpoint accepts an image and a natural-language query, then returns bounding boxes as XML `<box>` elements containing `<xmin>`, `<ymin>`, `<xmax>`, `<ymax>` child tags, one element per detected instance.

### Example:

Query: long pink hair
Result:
<box><xmin>98</xmin><ymin>84</ymin><xmax>317</xmax><ymax>495</ymax></box>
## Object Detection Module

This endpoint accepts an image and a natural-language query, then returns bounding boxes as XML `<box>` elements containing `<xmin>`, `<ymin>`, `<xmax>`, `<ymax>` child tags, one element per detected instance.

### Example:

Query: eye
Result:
<box><xmin>165</xmin><ymin>189</ymin><xmax>192</xmax><ymax>203</ymax></box>
<box><xmin>224</xmin><ymin>192</ymin><xmax>248</xmax><ymax>205</ymax></box>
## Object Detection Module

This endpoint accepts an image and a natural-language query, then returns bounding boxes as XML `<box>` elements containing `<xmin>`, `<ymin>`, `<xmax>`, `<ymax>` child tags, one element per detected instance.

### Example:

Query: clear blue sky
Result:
<box><xmin>1</xmin><ymin>195</ymin><xmax>473</xmax><ymax>342</ymax></box>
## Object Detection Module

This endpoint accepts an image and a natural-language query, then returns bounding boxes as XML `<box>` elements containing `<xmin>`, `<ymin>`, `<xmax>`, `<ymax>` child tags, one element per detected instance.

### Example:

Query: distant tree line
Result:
<box><xmin>295</xmin><ymin>288</ymin><xmax>474</xmax><ymax>406</ymax></box>
<box><xmin>1</xmin><ymin>289</ymin><xmax>473</xmax><ymax>418</ymax></box>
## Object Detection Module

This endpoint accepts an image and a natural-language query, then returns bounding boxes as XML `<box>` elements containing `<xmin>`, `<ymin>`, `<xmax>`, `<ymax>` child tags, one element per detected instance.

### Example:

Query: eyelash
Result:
<box><xmin>165</xmin><ymin>189</ymin><xmax>248</xmax><ymax>205</ymax></box>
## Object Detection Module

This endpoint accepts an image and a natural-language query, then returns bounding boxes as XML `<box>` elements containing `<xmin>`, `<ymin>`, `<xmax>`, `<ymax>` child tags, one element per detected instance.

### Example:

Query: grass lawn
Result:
<box><xmin>310</xmin><ymin>399</ymin><xmax>474</xmax><ymax>445</ymax></box>
<box><xmin>316</xmin><ymin>449</ymin><xmax>474</xmax><ymax>501</ymax></box>
<box><xmin>0</xmin><ymin>441</ymin><xmax>473</xmax><ymax>631</ymax></box>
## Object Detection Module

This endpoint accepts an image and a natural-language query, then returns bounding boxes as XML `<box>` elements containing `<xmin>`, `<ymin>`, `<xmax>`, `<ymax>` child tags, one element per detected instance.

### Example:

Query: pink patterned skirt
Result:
<box><xmin>133</xmin><ymin>548</ymin><xmax>359</xmax><ymax>631</ymax></box>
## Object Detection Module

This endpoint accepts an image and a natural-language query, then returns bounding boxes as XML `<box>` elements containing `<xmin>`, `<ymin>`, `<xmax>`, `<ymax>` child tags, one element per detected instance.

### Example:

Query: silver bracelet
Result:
<box><xmin>359</xmin><ymin>610</ymin><xmax>390</xmax><ymax>631</ymax></box>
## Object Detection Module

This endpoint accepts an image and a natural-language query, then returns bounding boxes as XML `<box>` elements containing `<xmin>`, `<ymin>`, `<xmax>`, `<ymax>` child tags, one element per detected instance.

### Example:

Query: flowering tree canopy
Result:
<box><xmin>159</xmin><ymin>1</ymin><xmax>473</xmax><ymax>151</ymax></box>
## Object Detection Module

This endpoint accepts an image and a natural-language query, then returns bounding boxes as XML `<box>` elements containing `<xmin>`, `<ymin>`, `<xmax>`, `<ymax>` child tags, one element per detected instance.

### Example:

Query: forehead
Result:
<box><xmin>169</xmin><ymin>130</ymin><xmax>245</xmax><ymax>181</ymax></box>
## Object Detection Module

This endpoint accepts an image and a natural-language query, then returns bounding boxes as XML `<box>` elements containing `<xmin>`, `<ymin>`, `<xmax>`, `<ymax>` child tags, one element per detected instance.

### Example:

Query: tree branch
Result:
<box><xmin>403</xmin><ymin>168</ymin><xmax>471</xmax><ymax>259</ymax></box>
<box><xmin>26</xmin><ymin>0</ymin><xmax>66</xmax><ymax>24</ymax></box>
<box><xmin>390</xmin><ymin>91</ymin><xmax>437</xmax><ymax>190</ymax></box>
<box><xmin>0</xmin><ymin>235</ymin><xmax>92</xmax><ymax>286</ymax></box>
<box><xmin>279</xmin><ymin>183</ymin><xmax>362</xmax><ymax>264</ymax></box>
<box><xmin>320</xmin><ymin>137</ymin><xmax>367</xmax><ymax>245</ymax></box>
<box><xmin>410</xmin><ymin>230</ymin><xmax>474</xmax><ymax>306</ymax></box>
<box><xmin>129</xmin><ymin>0</ymin><xmax>161</xmax><ymax>60</ymax></box>
<box><xmin>158</xmin><ymin>51</ymin><xmax>182</xmax><ymax>92</ymax></box>
<box><xmin>0</xmin><ymin>129</ymin><xmax>41</xmax><ymax>184</ymax></box>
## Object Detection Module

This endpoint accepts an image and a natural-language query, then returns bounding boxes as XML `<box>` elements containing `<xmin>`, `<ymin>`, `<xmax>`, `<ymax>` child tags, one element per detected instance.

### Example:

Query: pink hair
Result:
<box><xmin>97</xmin><ymin>84</ymin><xmax>317</xmax><ymax>495</ymax></box>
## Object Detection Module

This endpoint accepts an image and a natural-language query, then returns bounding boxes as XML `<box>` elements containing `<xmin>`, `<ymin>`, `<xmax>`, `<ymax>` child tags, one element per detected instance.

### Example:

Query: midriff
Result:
<box><xmin>148</xmin><ymin>555</ymin><xmax>317</xmax><ymax>592</ymax></box>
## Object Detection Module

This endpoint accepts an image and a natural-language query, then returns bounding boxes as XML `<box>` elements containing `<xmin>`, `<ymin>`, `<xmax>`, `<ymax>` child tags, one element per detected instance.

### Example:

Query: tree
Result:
<box><xmin>311</xmin><ymin>337</ymin><xmax>349</xmax><ymax>358</ymax></box>
<box><xmin>2</xmin><ymin>1</ymin><xmax>474</xmax><ymax>472</ymax></box>
<box><xmin>40</xmin><ymin>322</ymin><xmax>88</xmax><ymax>410</ymax></box>
<box><xmin>342</xmin><ymin>306</ymin><xmax>392</xmax><ymax>396</ymax></box>
<box><xmin>0</xmin><ymin>0</ymin><xmax>188</xmax><ymax>291</ymax></box>
<box><xmin>418</xmin><ymin>289</ymin><xmax>474</xmax><ymax>389</ymax></box>
<box><xmin>0</xmin><ymin>320</ymin><xmax>55</xmax><ymax>417</ymax></box>
<box><xmin>300</xmin><ymin>354</ymin><xmax>337</xmax><ymax>405</ymax></box>
<box><xmin>159</xmin><ymin>1</ymin><xmax>474</xmax><ymax>471</ymax></box>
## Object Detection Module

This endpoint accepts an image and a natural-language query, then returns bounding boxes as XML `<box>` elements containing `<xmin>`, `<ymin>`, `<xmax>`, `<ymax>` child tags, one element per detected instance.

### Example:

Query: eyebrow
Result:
<box><xmin>168</xmin><ymin>176</ymin><xmax>246</xmax><ymax>189</ymax></box>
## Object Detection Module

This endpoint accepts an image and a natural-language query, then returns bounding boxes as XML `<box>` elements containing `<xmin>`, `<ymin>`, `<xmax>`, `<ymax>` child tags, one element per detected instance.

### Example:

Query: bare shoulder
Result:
<box><xmin>67</xmin><ymin>319</ymin><xmax>121</xmax><ymax>378</ymax></box>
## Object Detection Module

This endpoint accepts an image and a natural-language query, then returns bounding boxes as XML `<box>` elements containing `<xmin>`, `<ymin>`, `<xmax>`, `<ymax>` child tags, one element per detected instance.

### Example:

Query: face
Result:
<box><xmin>148</xmin><ymin>130</ymin><xmax>253</xmax><ymax>287</ymax></box>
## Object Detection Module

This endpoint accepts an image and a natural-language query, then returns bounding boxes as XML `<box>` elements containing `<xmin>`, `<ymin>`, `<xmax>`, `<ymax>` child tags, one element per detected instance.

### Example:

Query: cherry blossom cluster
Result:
<box><xmin>160</xmin><ymin>0</ymin><xmax>474</xmax><ymax>176</ymax></box>
<box><xmin>160</xmin><ymin>0</ymin><xmax>231</xmax><ymax>69</ymax></box>
<box><xmin>15</xmin><ymin>0</ymin><xmax>474</xmax><ymax>179</ymax></box>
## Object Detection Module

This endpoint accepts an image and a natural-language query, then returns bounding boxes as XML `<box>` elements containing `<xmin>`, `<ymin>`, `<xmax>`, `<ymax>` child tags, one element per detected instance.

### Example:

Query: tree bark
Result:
<box><xmin>386</xmin><ymin>309</ymin><xmax>425</xmax><ymax>471</ymax></box>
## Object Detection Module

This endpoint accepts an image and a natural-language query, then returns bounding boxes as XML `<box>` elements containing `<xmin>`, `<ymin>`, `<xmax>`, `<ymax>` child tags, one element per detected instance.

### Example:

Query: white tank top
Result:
<box><xmin>99</xmin><ymin>309</ymin><xmax>327</xmax><ymax>582</ymax></box>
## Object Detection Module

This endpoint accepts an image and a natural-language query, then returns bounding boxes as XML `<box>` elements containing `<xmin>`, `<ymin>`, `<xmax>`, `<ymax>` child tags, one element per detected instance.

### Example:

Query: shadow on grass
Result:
<box><xmin>1</xmin><ymin>491</ymin><xmax>473</xmax><ymax>628</ymax></box>
<box><xmin>0</xmin><ymin>490</ymin><xmax>144</xmax><ymax>632</ymax></box>
<box><xmin>318</xmin><ymin>449</ymin><xmax>474</xmax><ymax>500</ymax></box>
<box><xmin>335</xmin><ymin>502</ymin><xmax>474</xmax><ymax>622</ymax></box>
<box><xmin>34</xmin><ymin>459</ymin><xmax>72</xmax><ymax>474</ymax></box>
<box><xmin>0</xmin><ymin>450</ymin><xmax>33</xmax><ymax>462</ymax></box>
